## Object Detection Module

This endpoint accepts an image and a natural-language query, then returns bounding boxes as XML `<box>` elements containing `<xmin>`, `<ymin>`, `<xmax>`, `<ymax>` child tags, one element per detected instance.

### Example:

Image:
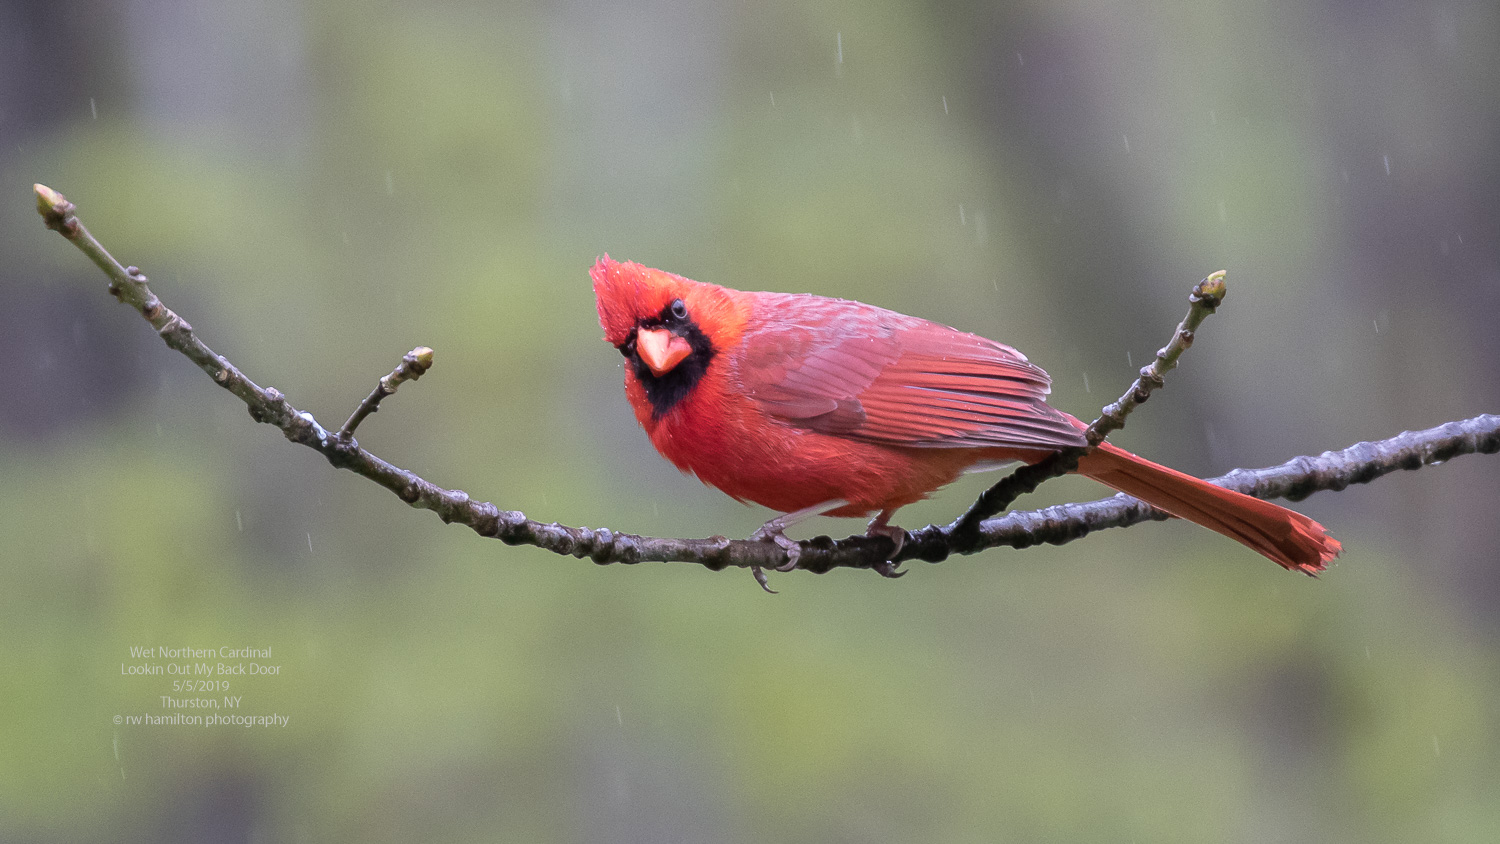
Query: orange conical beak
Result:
<box><xmin>636</xmin><ymin>328</ymin><xmax>693</xmax><ymax>376</ymax></box>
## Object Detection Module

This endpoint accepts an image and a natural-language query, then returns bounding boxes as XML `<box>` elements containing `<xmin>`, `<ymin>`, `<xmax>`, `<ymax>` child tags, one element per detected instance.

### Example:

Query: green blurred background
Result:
<box><xmin>3</xmin><ymin>0</ymin><xmax>1499</xmax><ymax>841</ymax></box>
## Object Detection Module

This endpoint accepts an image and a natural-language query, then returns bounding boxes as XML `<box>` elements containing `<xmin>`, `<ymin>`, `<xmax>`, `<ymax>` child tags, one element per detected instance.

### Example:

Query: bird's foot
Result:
<box><xmin>866</xmin><ymin>511</ymin><xmax>908</xmax><ymax>579</ymax></box>
<box><xmin>745</xmin><ymin>501</ymin><xmax>848</xmax><ymax>592</ymax></box>
<box><xmin>748</xmin><ymin>521</ymin><xmax>802</xmax><ymax>593</ymax></box>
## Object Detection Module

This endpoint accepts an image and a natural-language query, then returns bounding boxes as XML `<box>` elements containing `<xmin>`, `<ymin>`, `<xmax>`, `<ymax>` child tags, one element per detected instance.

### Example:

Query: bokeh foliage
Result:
<box><xmin>2</xmin><ymin>0</ymin><xmax>1498</xmax><ymax>841</ymax></box>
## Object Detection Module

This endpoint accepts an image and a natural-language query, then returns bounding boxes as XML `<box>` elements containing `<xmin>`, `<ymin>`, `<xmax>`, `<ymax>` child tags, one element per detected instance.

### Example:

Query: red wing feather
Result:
<box><xmin>736</xmin><ymin>293</ymin><xmax>1085</xmax><ymax>450</ymax></box>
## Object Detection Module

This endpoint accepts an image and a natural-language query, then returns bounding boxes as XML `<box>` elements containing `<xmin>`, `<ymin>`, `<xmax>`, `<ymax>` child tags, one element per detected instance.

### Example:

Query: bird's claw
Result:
<box><xmin>865</xmin><ymin>514</ymin><xmax>907</xmax><ymax>580</ymax></box>
<box><xmin>773</xmin><ymin>539</ymin><xmax>801</xmax><ymax>572</ymax></box>
<box><xmin>748</xmin><ymin>524</ymin><xmax>802</xmax><ymax>592</ymax></box>
<box><xmin>866</xmin><ymin>523</ymin><xmax>905</xmax><ymax>558</ymax></box>
<box><xmin>750</xmin><ymin>565</ymin><xmax>778</xmax><ymax>594</ymax></box>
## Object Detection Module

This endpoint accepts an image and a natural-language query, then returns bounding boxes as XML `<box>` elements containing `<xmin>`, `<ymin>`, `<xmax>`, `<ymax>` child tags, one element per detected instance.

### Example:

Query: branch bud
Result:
<box><xmin>34</xmin><ymin>184</ymin><xmax>78</xmax><ymax>235</ymax></box>
<box><xmin>407</xmin><ymin>346</ymin><xmax>434</xmax><ymax>373</ymax></box>
<box><xmin>1192</xmin><ymin>270</ymin><xmax>1228</xmax><ymax>307</ymax></box>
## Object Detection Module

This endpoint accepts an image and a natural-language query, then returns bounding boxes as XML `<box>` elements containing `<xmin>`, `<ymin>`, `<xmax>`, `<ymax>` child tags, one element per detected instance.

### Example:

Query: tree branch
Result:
<box><xmin>34</xmin><ymin>185</ymin><xmax>1500</xmax><ymax>581</ymax></box>
<box><xmin>947</xmin><ymin>271</ymin><xmax>1227</xmax><ymax>551</ymax></box>
<box><xmin>338</xmin><ymin>347</ymin><xmax>435</xmax><ymax>442</ymax></box>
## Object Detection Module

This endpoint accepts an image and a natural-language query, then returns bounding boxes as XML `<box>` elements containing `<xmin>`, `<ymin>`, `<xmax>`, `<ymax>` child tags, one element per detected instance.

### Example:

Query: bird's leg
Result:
<box><xmin>747</xmin><ymin>499</ymin><xmax>849</xmax><ymax>591</ymax></box>
<box><xmin>865</xmin><ymin>509</ymin><xmax>908</xmax><ymax>579</ymax></box>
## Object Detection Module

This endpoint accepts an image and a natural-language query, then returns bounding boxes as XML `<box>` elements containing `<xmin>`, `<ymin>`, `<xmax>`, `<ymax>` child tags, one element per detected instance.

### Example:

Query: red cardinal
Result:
<box><xmin>592</xmin><ymin>256</ymin><xmax>1340</xmax><ymax>586</ymax></box>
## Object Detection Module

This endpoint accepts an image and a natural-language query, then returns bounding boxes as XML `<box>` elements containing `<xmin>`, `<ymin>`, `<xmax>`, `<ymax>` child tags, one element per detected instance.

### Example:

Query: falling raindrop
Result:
<box><xmin>1122</xmin><ymin>134</ymin><xmax>1130</xmax><ymax>153</ymax></box>
<box><xmin>942</xmin><ymin>95</ymin><xmax>948</xmax><ymax>115</ymax></box>
<box><xmin>384</xmin><ymin>172</ymin><xmax>394</xmax><ymax>195</ymax></box>
<box><xmin>1082</xmin><ymin>372</ymin><xmax>1091</xmax><ymax>393</ymax></box>
<box><xmin>1383</xmin><ymin>155</ymin><xmax>1391</xmax><ymax>176</ymax></box>
<box><xmin>90</xmin><ymin>98</ymin><xmax>97</xmax><ymax>120</ymax></box>
<box><xmin>306</xmin><ymin>532</ymin><xmax>313</xmax><ymax>554</ymax></box>
<box><xmin>236</xmin><ymin>509</ymin><xmax>243</xmax><ymax>531</ymax></box>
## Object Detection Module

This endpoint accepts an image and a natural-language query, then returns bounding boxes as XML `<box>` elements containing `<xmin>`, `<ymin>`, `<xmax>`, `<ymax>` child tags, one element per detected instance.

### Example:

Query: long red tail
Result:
<box><xmin>1075</xmin><ymin>442</ymin><xmax>1341</xmax><ymax>574</ymax></box>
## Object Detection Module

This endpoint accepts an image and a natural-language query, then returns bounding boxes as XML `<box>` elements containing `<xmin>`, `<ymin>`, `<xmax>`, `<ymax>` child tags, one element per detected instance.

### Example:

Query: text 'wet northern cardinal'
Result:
<box><xmin>592</xmin><ymin>256</ymin><xmax>1340</xmax><ymax>583</ymax></box>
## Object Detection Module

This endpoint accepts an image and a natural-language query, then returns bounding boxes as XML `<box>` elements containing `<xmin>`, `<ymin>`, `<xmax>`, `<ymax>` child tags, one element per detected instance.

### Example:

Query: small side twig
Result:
<box><xmin>946</xmin><ymin>271</ymin><xmax>1228</xmax><ymax>549</ymax></box>
<box><xmin>1090</xmin><ymin>271</ymin><xmax>1225</xmax><ymax>445</ymax></box>
<box><xmin>338</xmin><ymin>347</ymin><xmax>435</xmax><ymax>442</ymax></box>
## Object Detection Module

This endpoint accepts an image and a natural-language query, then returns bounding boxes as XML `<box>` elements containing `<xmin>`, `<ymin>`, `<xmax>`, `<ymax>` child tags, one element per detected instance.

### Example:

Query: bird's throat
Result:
<box><xmin>629</xmin><ymin>323</ymin><xmax>716</xmax><ymax>419</ymax></box>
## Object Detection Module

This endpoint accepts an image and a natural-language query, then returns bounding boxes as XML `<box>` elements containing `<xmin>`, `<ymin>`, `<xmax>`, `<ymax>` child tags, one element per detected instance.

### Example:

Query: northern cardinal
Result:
<box><xmin>592</xmin><ymin>256</ymin><xmax>1340</xmax><ymax>586</ymax></box>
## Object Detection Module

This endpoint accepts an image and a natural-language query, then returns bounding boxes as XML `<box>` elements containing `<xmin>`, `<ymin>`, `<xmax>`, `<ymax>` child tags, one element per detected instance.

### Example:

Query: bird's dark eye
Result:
<box><xmin>669</xmin><ymin>299</ymin><xmax>688</xmax><ymax>321</ymax></box>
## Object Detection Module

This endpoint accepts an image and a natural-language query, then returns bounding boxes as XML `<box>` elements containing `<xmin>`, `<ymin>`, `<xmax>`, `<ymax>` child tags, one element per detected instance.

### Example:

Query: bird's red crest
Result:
<box><xmin>591</xmin><ymin>255</ymin><xmax>697</xmax><ymax>346</ymax></box>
